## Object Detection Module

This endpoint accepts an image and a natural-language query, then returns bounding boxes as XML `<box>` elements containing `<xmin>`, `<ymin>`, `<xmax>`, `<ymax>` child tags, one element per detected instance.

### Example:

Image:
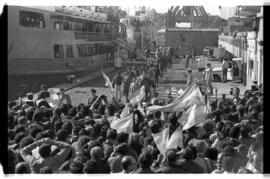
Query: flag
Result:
<box><xmin>180</xmin><ymin>104</ymin><xmax>208</xmax><ymax>131</ymax></box>
<box><xmin>152</xmin><ymin>127</ymin><xmax>169</xmax><ymax>154</ymax></box>
<box><xmin>130</xmin><ymin>85</ymin><xmax>145</xmax><ymax>105</ymax></box>
<box><xmin>172</xmin><ymin>84</ymin><xmax>205</xmax><ymax>111</ymax></box>
<box><xmin>152</xmin><ymin>125</ymin><xmax>184</xmax><ymax>154</ymax></box>
<box><xmin>101</xmin><ymin>69</ymin><xmax>114</xmax><ymax>96</ymax></box>
<box><xmin>110</xmin><ymin>113</ymin><xmax>133</xmax><ymax>134</ymax></box>
<box><xmin>146</xmin><ymin>84</ymin><xmax>203</xmax><ymax>114</ymax></box>
<box><xmin>120</xmin><ymin>104</ymin><xmax>131</xmax><ymax>118</ymax></box>
<box><xmin>111</xmin><ymin>104</ymin><xmax>133</xmax><ymax>134</ymax></box>
<box><xmin>167</xmin><ymin>125</ymin><xmax>183</xmax><ymax>149</ymax></box>
<box><xmin>45</xmin><ymin>88</ymin><xmax>61</xmax><ymax>108</ymax></box>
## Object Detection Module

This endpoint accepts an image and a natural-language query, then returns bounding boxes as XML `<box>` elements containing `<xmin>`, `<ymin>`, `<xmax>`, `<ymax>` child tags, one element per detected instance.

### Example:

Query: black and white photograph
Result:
<box><xmin>3</xmin><ymin>0</ymin><xmax>264</xmax><ymax>175</ymax></box>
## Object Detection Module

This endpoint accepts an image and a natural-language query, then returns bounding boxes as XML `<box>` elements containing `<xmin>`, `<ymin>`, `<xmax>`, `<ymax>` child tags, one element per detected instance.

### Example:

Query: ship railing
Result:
<box><xmin>74</xmin><ymin>31</ymin><xmax>120</xmax><ymax>41</ymax></box>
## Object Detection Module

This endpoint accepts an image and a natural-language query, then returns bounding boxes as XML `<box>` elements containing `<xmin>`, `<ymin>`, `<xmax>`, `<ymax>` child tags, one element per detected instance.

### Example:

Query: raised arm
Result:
<box><xmin>20</xmin><ymin>138</ymin><xmax>46</xmax><ymax>163</ymax></box>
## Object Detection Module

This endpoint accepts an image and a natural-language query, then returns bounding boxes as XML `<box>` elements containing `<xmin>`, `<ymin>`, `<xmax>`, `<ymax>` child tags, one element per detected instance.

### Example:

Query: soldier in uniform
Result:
<box><xmin>88</xmin><ymin>89</ymin><xmax>99</xmax><ymax>109</ymax></box>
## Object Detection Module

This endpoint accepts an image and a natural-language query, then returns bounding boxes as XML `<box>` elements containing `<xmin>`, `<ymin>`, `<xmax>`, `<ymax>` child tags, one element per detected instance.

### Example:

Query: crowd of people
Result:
<box><xmin>7</xmin><ymin>47</ymin><xmax>263</xmax><ymax>174</ymax></box>
<box><xmin>112</xmin><ymin>46</ymin><xmax>173</xmax><ymax>103</ymax></box>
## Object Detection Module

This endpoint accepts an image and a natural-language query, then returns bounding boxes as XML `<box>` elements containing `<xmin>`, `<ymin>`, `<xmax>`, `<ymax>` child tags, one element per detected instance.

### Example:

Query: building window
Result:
<box><xmin>19</xmin><ymin>11</ymin><xmax>45</xmax><ymax>28</ymax></box>
<box><xmin>66</xmin><ymin>45</ymin><xmax>74</xmax><ymax>58</ymax></box>
<box><xmin>54</xmin><ymin>44</ymin><xmax>64</xmax><ymax>58</ymax></box>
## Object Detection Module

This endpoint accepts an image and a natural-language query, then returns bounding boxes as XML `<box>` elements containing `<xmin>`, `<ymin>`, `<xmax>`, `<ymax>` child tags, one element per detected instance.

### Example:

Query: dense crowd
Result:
<box><xmin>7</xmin><ymin>48</ymin><xmax>263</xmax><ymax>174</ymax></box>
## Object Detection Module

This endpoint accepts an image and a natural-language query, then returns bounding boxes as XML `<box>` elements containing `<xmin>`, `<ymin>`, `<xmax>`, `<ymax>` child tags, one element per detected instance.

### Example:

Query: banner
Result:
<box><xmin>152</xmin><ymin>125</ymin><xmax>183</xmax><ymax>154</ymax></box>
<box><xmin>130</xmin><ymin>86</ymin><xmax>145</xmax><ymax>106</ymax></box>
<box><xmin>46</xmin><ymin>88</ymin><xmax>61</xmax><ymax>108</ymax></box>
<box><xmin>178</xmin><ymin>104</ymin><xmax>208</xmax><ymax>131</ymax></box>
<box><xmin>110</xmin><ymin>113</ymin><xmax>133</xmax><ymax>134</ymax></box>
<box><xmin>172</xmin><ymin>84</ymin><xmax>205</xmax><ymax>112</ymax></box>
<box><xmin>101</xmin><ymin>69</ymin><xmax>114</xmax><ymax>97</ymax></box>
<box><xmin>146</xmin><ymin>84</ymin><xmax>204</xmax><ymax>114</ymax></box>
<box><xmin>167</xmin><ymin>125</ymin><xmax>183</xmax><ymax>149</ymax></box>
<box><xmin>152</xmin><ymin>127</ymin><xmax>170</xmax><ymax>154</ymax></box>
<box><xmin>110</xmin><ymin>104</ymin><xmax>133</xmax><ymax>134</ymax></box>
<box><xmin>120</xmin><ymin>104</ymin><xmax>131</xmax><ymax>118</ymax></box>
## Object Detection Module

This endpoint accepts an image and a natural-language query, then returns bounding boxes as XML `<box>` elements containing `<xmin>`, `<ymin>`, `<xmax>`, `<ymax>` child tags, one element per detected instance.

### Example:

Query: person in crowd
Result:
<box><xmin>20</xmin><ymin>137</ymin><xmax>75</xmax><ymax>173</ymax></box>
<box><xmin>157</xmin><ymin>150</ymin><xmax>186</xmax><ymax>173</ymax></box>
<box><xmin>140</xmin><ymin>71</ymin><xmax>150</xmax><ymax>101</ymax></box>
<box><xmin>15</xmin><ymin>162</ymin><xmax>31</xmax><ymax>174</ymax></box>
<box><xmin>154</xmin><ymin>63</ymin><xmax>160</xmax><ymax>87</ymax></box>
<box><xmin>55</xmin><ymin>21</ymin><xmax>60</xmax><ymax>30</ymax></box>
<box><xmin>108</xmin><ymin>143</ymin><xmax>129</xmax><ymax>173</ymax></box>
<box><xmin>36</xmin><ymin>92</ymin><xmax>51</xmax><ymax>109</ymax></box>
<box><xmin>122</xmin><ymin>71</ymin><xmax>131</xmax><ymax>102</ymax></box>
<box><xmin>89</xmin><ymin>146</ymin><xmax>110</xmax><ymax>173</ymax></box>
<box><xmin>88</xmin><ymin>89</ymin><xmax>99</xmax><ymax>109</ymax></box>
<box><xmin>58</xmin><ymin>88</ymin><xmax>72</xmax><ymax>105</ymax></box>
<box><xmin>183</xmin><ymin>69</ymin><xmax>194</xmax><ymax>87</ymax></box>
<box><xmin>185</xmin><ymin>52</ymin><xmax>190</xmax><ymax>68</ymax></box>
<box><xmin>221</xmin><ymin>58</ymin><xmax>229</xmax><ymax>83</ymax></box>
<box><xmin>134</xmin><ymin>151</ymin><xmax>155</xmax><ymax>173</ymax></box>
<box><xmin>120</xmin><ymin>155</ymin><xmax>138</xmax><ymax>173</ymax></box>
<box><xmin>112</xmin><ymin>70</ymin><xmax>124</xmax><ymax>102</ymax></box>
<box><xmin>203</xmin><ymin>63</ymin><xmax>213</xmax><ymax>95</ymax></box>
<box><xmin>176</xmin><ymin>147</ymin><xmax>204</xmax><ymax>173</ymax></box>
<box><xmin>212</xmin><ymin>152</ymin><xmax>235</xmax><ymax>173</ymax></box>
<box><xmin>25</xmin><ymin>92</ymin><xmax>35</xmax><ymax>107</ymax></box>
<box><xmin>191</xmin><ymin>139</ymin><xmax>213</xmax><ymax>173</ymax></box>
<box><xmin>38</xmin><ymin>84</ymin><xmax>50</xmax><ymax>99</ymax></box>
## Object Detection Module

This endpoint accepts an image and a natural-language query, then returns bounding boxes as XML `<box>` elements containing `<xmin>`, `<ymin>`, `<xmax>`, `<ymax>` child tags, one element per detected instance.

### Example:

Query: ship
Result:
<box><xmin>8</xmin><ymin>6</ymin><xmax>127</xmax><ymax>100</ymax></box>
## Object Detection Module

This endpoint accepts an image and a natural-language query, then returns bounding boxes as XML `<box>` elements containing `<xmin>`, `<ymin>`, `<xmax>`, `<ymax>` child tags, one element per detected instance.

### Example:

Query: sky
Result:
<box><xmin>2</xmin><ymin>0</ymin><xmax>266</xmax><ymax>16</ymax></box>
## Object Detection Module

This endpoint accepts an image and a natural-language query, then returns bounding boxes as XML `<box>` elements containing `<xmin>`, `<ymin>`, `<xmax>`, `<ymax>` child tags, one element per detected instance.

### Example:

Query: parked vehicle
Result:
<box><xmin>212</xmin><ymin>58</ymin><xmax>243</xmax><ymax>82</ymax></box>
<box><xmin>203</xmin><ymin>46</ymin><xmax>214</xmax><ymax>57</ymax></box>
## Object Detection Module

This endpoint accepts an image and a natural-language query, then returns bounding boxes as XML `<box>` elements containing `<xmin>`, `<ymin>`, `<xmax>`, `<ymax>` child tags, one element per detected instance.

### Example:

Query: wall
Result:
<box><xmin>165</xmin><ymin>29</ymin><xmax>219</xmax><ymax>56</ymax></box>
<box><xmin>257</xmin><ymin>10</ymin><xmax>263</xmax><ymax>86</ymax></box>
<box><xmin>246</xmin><ymin>31</ymin><xmax>257</xmax><ymax>88</ymax></box>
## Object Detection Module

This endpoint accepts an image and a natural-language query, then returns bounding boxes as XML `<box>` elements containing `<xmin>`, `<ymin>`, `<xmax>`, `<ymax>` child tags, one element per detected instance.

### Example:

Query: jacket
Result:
<box><xmin>20</xmin><ymin>139</ymin><xmax>75</xmax><ymax>173</ymax></box>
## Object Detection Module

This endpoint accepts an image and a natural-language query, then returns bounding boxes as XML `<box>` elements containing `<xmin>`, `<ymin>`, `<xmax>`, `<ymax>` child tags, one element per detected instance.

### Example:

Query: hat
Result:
<box><xmin>91</xmin><ymin>89</ymin><xmax>97</xmax><ymax>93</ymax></box>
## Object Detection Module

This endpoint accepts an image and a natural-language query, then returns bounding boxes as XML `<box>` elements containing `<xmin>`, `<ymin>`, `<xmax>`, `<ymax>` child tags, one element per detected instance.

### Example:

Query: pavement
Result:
<box><xmin>155</xmin><ymin>57</ymin><xmax>247</xmax><ymax>102</ymax></box>
<box><xmin>54</xmin><ymin>57</ymin><xmax>247</xmax><ymax>106</ymax></box>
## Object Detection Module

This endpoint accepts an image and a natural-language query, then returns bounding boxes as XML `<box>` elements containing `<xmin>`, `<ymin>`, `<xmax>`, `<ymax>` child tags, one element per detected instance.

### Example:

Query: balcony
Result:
<box><xmin>218</xmin><ymin>34</ymin><xmax>247</xmax><ymax>57</ymax></box>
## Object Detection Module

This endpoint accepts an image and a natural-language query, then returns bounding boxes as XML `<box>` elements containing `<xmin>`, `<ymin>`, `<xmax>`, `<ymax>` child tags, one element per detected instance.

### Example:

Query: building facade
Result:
<box><xmin>218</xmin><ymin>7</ymin><xmax>263</xmax><ymax>89</ymax></box>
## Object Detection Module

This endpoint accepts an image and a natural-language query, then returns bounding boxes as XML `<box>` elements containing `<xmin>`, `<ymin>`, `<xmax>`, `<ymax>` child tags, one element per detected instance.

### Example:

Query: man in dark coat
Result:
<box><xmin>176</xmin><ymin>147</ymin><xmax>204</xmax><ymax>173</ymax></box>
<box><xmin>157</xmin><ymin>150</ymin><xmax>186</xmax><ymax>173</ymax></box>
<box><xmin>38</xmin><ymin>84</ymin><xmax>50</xmax><ymax>100</ymax></box>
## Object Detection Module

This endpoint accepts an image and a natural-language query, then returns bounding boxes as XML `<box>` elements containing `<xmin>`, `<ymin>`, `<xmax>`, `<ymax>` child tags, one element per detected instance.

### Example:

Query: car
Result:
<box><xmin>212</xmin><ymin>58</ymin><xmax>243</xmax><ymax>82</ymax></box>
